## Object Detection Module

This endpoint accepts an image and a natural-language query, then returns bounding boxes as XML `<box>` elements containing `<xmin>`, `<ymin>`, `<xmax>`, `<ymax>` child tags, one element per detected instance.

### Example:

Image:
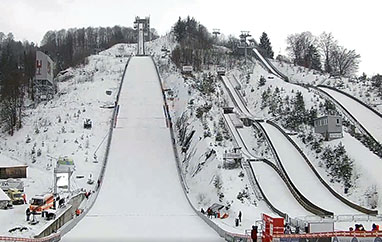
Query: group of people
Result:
<box><xmin>201</xmin><ymin>207</ymin><xmax>229</xmax><ymax>219</ymax></box>
<box><xmin>349</xmin><ymin>223</ymin><xmax>380</xmax><ymax>232</ymax></box>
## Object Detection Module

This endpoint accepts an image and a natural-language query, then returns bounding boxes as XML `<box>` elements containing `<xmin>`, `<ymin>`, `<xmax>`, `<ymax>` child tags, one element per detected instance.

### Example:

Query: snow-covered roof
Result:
<box><xmin>0</xmin><ymin>165</ymin><xmax>28</xmax><ymax>168</ymax></box>
<box><xmin>0</xmin><ymin>189</ymin><xmax>10</xmax><ymax>201</ymax></box>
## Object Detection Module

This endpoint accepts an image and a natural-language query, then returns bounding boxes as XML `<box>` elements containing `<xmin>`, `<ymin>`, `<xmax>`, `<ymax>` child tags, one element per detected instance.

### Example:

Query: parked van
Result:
<box><xmin>29</xmin><ymin>193</ymin><xmax>54</xmax><ymax>213</ymax></box>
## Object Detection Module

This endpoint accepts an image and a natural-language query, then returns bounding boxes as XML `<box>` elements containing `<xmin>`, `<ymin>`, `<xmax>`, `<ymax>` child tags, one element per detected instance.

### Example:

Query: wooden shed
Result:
<box><xmin>0</xmin><ymin>165</ymin><xmax>28</xmax><ymax>179</ymax></box>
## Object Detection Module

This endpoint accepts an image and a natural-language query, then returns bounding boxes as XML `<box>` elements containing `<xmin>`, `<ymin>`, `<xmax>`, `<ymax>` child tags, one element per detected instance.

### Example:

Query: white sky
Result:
<box><xmin>0</xmin><ymin>0</ymin><xmax>380</xmax><ymax>75</ymax></box>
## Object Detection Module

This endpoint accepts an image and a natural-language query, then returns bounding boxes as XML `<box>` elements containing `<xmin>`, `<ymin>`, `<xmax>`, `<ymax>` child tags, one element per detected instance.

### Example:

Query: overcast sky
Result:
<box><xmin>0</xmin><ymin>0</ymin><xmax>380</xmax><ymax>75</ymax></box>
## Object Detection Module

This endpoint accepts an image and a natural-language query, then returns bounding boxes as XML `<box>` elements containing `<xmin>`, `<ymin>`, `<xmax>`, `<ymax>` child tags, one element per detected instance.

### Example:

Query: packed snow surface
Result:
<box><xmin>250</xmin><ymin>161</ymin><xmax>312</xmax><ymax>217</ymax></box>
<box><xmin>319</xmin><ymin>87</ymin><xmax>382</xmax><ymax>144</ymax></box>
<box><xmin>261</xmin><ymin>122</ymin><xmax>359</xmax><ymax>215</ymax></box>
<box><xmin>63</xmin><ymin>57</ymin><xmax>222</xmax><ymax>241</ymax></box>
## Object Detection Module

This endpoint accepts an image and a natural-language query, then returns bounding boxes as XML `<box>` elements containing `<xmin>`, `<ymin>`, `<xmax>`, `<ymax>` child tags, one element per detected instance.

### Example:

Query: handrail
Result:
<box><xmin>266</xmin><ymin>119</ymin><xmax>378</xmax><ymax>215</ymax></box>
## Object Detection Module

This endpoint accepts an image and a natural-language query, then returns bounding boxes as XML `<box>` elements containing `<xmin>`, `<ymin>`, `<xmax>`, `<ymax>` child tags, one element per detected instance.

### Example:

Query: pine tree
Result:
<box><xmin>259</xmin><ymin>32</ymin><xmax>274</xmax><ymax>59</ymax></box>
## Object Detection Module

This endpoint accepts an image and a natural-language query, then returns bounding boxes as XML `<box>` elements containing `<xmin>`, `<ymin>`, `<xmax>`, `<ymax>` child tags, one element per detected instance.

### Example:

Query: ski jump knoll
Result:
<box><xmin>64</xmin><ymin>57</ymin><xmax>222</xmax><ymax>241</ymax></box>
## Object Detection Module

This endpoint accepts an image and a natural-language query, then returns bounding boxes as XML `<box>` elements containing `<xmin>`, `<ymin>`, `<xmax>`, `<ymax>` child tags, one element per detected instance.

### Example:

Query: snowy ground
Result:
<box><xmin>63</xmin><ymin>57</ymin><xmax>222</xmax><ymax>241</ymax></box>
<box><xmin>0</xmin><ymin>44</ymin><xmax>134</xmax><ymax>237</ymax></box>
<box><xmin>149</xmin><ymin>33</ymin><xmax>382</xmax><ymax>236</ymax></box>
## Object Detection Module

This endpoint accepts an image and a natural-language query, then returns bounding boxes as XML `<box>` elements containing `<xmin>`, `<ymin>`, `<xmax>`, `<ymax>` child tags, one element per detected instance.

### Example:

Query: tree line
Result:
<box><xmin>285</xmin><ymin>32</ymin><xmax>361</xmax><ymax>77</ymax></box>
<box><xmin>0</xmin><ymin>33</ymin><xmax>36</xmax><ymax>135</ymax></box>
<box><xmin>171</xmin><ymin>16</ymin><xmax>215</xmax><ymax>71</ymax></box>
<box><xmin>41</xmin><ymin>25</ymin><xmax>157</xmax><ymax>73</ymax></box>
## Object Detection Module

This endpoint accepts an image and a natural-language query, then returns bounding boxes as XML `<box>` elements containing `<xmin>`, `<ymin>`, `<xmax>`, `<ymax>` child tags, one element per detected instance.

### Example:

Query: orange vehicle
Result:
<box><xmin>29</xmin><ymin>194</ymin><xmax>55</xmax><ymax>213</ymax></box>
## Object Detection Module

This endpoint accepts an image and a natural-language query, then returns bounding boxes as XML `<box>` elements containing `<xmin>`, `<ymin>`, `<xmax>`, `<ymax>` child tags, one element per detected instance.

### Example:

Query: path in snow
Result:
<box><xmin>319</xmin><ymin>87</ymin><xmax>382</xmax><ymax>144</ymax></box>
<box><xmin>63</xmin><ymin>57</ymin><xmax>222</xmax><ymax>241</ymax></box>
<box><xmin>261</xmin><ymin>122</ymin><xmax>359</xmax><ymax>215</ymax></box>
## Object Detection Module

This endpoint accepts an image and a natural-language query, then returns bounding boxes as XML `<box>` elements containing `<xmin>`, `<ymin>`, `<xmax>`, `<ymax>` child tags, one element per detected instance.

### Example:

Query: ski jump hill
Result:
<box><xmin>63</xmin><ymin>57</ymin><xmax>222</xmax><ymax>241</ymax></box>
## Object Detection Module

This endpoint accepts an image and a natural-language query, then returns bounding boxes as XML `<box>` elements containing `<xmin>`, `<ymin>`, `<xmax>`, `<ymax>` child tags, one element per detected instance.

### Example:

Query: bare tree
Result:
<box><xmin>318</xmin><ymin>32</ymin><xmax>338</xmax><ymax>74</ymax></box>
<box><xmin>286</xmin><ymin>31</ymin><xmax>321</xmax><ymax>70</ymax></box>
<box><xmin>286</xmin><ymin>31</ymin><xmax>315</xmax><ymax>67</ymax></box>
<box><xmin>331</xmin><ymin>47</ymin><xmax>360</xmax><ymax>77</ymax></box>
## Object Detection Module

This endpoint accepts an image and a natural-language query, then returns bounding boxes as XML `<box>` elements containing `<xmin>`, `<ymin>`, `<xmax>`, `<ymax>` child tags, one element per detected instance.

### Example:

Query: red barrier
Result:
<box><xmin>273</xmin><ymin>231</ymin><xmax>382</xmax><ymax>239</ymax></box>
<box><xmin>262</xmin><ymin>214</ymin><xmax>285</xmax><ymax>242</ymax></box>
<box><xmin>0</xmin><ymin>233</ymin><xmax>60</xmax><ymax>242</ymax></box>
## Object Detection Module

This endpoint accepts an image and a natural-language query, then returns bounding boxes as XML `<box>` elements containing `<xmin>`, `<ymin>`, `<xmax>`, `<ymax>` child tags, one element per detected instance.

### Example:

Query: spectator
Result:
<box><xmin>372</xmin><ymin>223</ymin><xmax>377</xmax><ymax>231</ymax></box>
<box><xmin>207</xmin><ymin>208</ymin><xmax>212</xmax><ymax>218</ymax></box>
<box><xmin>251</xmin><ymin>225</ymin><xmax>258</xmax><ymax>242</ymax></box>
<box><xmin>25</xmin><ymin>208</ymin><xmax>31</xmax><ymax>221</ymax></box>
<box><xmin>22</xmin><ymin>193</ymin><xmax>27</xmax><ymax>204</ymax></box>
<box><xmin>238</xmin><ymin>211</ymin><xmax>242</xmax><ymax>223</ymax></box>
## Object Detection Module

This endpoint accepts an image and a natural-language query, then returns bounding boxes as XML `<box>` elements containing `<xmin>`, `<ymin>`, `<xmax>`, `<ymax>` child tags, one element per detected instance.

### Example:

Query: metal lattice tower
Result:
<box><xmin>238</xmin><ymin>31</ymin><xmax>253</xmax><ymax>65</ymax></box>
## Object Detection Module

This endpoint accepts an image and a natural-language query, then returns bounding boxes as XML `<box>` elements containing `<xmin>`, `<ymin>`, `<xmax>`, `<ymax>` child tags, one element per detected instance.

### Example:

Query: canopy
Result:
<box><xmin>0</xmin><ymin>189</ymin><xmax>10</xmax><ymax>201</ymax></box>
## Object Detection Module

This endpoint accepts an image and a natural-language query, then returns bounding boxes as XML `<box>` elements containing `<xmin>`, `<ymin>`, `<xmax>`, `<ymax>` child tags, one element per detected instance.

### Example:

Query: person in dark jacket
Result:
<box><xmin>238</xmin><ymin>211</ymin><xmax>242</xmax><ymax>223</ymax></box>
<box><xmin>251</xmin><ymin>225</ymin><xmax>258</xmax><ymax>242</ymax></box>
<box><xmin>26</xmin><ymin>208</ymin><xmax>31</xmax><ymax>221</ymax></box>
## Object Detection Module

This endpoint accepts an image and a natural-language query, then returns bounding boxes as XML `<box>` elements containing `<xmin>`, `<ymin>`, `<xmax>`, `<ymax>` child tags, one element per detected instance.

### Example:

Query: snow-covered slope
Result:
<box><xmin>63</xmin><ymin>57</ymin><xmax>222</xmax><ymax>241</ymax></box>
<box><xmin>0</xmin><ymin>43</ymin><xmax>134</xmax><ymax>237</ymax></box>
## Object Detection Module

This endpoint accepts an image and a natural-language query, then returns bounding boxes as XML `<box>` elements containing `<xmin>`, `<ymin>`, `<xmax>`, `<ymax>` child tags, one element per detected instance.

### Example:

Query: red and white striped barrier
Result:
<box><xmin>273</xmin><ymin>231</ymin><xmax>382</xmax><ymax>239</ymax></box>
<box><xmin>0</xmin><ymin>233</ymin><xmax>60</xmax><ymax>242</ymax></box>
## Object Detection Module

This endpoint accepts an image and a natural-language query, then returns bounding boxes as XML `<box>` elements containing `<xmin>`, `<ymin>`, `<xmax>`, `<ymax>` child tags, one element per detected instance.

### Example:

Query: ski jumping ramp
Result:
<box><xmin>318</xmin><ymin>86</ymin><xmax>382</xmax><ymax>144</ymax></box>
<box><xmin>63</xmin><ymin>57</ymin><xmax>222</xmax><ymax>241</ymax></box>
